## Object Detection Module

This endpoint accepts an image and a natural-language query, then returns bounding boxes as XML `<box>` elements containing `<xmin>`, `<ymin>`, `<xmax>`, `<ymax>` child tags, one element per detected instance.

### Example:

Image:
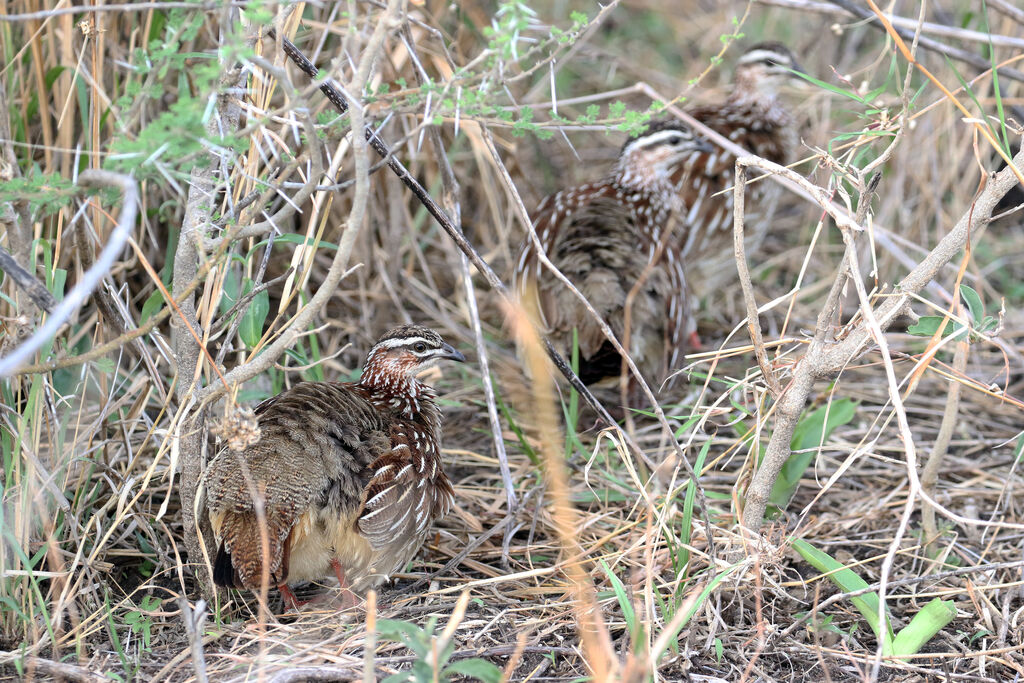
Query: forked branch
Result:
<box><xmin>739</xmin><ymin>146</ymin><xmax>1024</xmax><ymax>533</ymax></box>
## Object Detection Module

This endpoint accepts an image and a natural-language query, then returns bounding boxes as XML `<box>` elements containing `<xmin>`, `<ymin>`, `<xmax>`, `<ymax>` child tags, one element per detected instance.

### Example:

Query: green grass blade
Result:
<box><xmin>600</xmin><ymin>559</ymin><xmax>637</xmax><ymax>640</ymax></box>
<box><xmin>892</xmin><ymin>598</ymin><xmax>956</xmax><ymax>658</ymax></box>
<box><xmin>791</xmin><ymin>538</ymin><xmax>895</xmax><ymax>655</ymax></box>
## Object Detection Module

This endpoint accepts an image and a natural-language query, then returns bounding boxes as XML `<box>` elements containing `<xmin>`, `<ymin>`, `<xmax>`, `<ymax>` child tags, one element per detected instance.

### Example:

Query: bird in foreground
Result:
<box><xmin>204</xmin><ymin>325</ymin><xmax>464</xmax><ymax>609</ymax></box>
<box><xmin>514</xmin><ymin>122</ymin><xmax>713</xmax><ymax>390</ymax></box>
<box><xmin>673</xmin><ymin>42</ymin><xmax>803</xmax><ymax>264</ymax></box>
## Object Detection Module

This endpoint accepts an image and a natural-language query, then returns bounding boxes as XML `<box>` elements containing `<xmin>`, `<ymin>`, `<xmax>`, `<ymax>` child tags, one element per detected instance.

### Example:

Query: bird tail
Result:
<box><xmin>213</xmin><ymin>543</ymin><xmax>240</xmax><ymax>587</ymax></box>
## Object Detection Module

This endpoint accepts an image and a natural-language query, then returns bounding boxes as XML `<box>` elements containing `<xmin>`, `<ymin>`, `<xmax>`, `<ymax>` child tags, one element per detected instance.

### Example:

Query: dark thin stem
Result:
<box><xmin>0</xmin><ymin>244</ymin><xmax>56</xmax><ymax>313</ymax></box>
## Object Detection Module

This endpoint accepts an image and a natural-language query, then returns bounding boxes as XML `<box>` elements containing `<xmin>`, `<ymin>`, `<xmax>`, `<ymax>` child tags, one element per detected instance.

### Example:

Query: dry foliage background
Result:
<box><xmin>1</xmin><ymin>0</ymin><xmax>1023</xmax><ymax>681</ymax></box>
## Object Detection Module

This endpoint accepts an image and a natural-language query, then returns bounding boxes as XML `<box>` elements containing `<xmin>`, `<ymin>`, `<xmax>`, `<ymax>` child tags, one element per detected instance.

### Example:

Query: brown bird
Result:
<box><xmin>204</xmin><ymin>325</ymin><xmax>464</xmax><ymax>609</ymax></box>
<box><xmin>674</xmin><ymin>42</ymin><xmax>803</xmax><ymax>262</ymax></box>
<box><xmin>513</xmin><ymin>122</ymin><xmax>712</xmax><ymax>389</ymax></box>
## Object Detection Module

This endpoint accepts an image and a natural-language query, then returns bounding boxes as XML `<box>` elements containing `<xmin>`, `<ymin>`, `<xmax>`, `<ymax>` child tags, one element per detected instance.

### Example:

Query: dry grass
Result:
<box><xmin>1</xmin><ymin>0</ymin><xmax>1023</xmax><ymax>681</ymax></box>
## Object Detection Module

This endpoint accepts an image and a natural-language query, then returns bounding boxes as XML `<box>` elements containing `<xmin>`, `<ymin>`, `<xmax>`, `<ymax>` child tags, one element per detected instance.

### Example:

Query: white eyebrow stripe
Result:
<box><xmin>377</xmin><ymin>336</ymin><xmax>433</xmax><ymax>349</ymax></box>
<box><xmin>630</xmin><ymin>129</ymin><xmax>691</xmax><ymax>149</ymax></box>
<box><xmin>739</xmin><ymin>49</ymin><xmax>787</xmax><ymax>65</ymax></box>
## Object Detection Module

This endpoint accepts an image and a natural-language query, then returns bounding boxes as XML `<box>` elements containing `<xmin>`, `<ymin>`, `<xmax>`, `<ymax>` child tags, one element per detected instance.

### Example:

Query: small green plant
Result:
<box><xmin>792</xmin><ymin>538</ymin><xmax>956</xmax><ymax>658</ymax></box>
<box><xmin>123</xmin><ymin>595</ymin><xmax>162</xmax><ymax>652</ymax></box>
<box><xmin>375</xmin><ymin>602</ymin><xmax>502</xmax><ymax>683</ymax></box>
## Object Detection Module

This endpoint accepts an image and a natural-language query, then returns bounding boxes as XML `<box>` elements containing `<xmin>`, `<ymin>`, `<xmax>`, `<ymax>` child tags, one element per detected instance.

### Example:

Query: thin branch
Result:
<box><xmin>0</xmin><ymin>1</ymin><xmax>248</xmax><ymax>21</ymax></box>
<box><xmin>920</xmin><ymin>341</ymin><xmax>969</xmax><ymax>561</ymax></box>
<box><xmin>740</xmin><ymin>144</ymin><xmax>1024</xmax><ymax>533</ymax></box>
<box><xmin>756</xmin><ymin>0</ymin><xmax>1024</xmax><ymax>50</ymax></box>
<box><xmin>826</xmin><ymin>0</ymin><xmax>1024</xmax><ymax>83</ymax></box>
<box><xmin>0</xmin><ymin>243</ymin><xmax>56</xmax><ymax>313</ymax></box>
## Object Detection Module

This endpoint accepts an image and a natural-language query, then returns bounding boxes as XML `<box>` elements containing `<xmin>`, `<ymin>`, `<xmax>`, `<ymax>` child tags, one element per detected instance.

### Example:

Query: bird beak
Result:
<box><xmin>694</xmin><ymin>137</ymin><xmax>715</xmax><ymax>154</ymax></box>
<box><xmin>439</xmin><ymin>343</ymin><xmax>466</xmax><ymax>362</ymax></box>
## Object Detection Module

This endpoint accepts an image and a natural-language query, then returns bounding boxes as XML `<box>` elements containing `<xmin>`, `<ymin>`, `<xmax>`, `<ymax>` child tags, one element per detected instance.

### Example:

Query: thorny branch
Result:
<box><xmin>172</xmin><ymin>8</ymin><xmax>250</xmax><ymax>588</ymax></box>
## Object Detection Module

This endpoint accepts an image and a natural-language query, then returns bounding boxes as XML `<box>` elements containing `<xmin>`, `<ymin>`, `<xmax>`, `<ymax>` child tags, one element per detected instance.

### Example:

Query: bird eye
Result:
<box><xmin>668</xmin><ymin>135</ymin><xmax>683</xmax><ymax>146</ymax></box>
<box><xmin>413</xmin><ymin>342</ymin><xmax>428</xmax><ymax>353</ymax></box>
<box><xmin>763</xmin><ymin>59</ymin><xmax>779</xmax><ymax>67</ymax></box>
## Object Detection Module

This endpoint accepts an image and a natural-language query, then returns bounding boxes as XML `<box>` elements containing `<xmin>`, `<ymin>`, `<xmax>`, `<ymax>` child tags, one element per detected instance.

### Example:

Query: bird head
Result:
<box><xmin>617</xmin><ymin>122</ymin><xmax>714</xmax><ymax>181</ymax></box>
<box><xmin>361</xmin><ymin>325</ymin><xmax>465</xmax><ymax>389</ymax></box>
<box><xmin>733</xmin><ymin>42</ymin><xmax>805</xmax><ymax>98</ymax></box>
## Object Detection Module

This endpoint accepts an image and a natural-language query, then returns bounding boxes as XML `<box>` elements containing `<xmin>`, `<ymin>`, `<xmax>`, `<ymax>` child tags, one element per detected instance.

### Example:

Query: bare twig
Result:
<box><xmin>0</xmin><ymin>654</ymin><xmax>105</xmax><ymax>683</ymax></box>
<box><xmin>920</xmin><ymin>336</ymin><xmax>968</xmax><ymax>558</ymax></box>
<box><xmin>178</xmin><ymin>598</ymin><xmax>210</xmax><ymax>683</ymax></box>
<box><xmin>756</xmin><ymin>0</ymin><xmax>1024</xmax><ymax>50</ymax></box>
<box><xmin>172</xmin><ymin>8</ymin><xmax>250</xmax><ymax>592</ymax></box>
<box><xmin>826</xmin><ymin>0</ymin><xmax>1024</xmax><ymax>84</ymax></box>
<box><xmin>733</xmin><ymin>162</ymin><xmax>782</xmax><ymax>398</ymax></box>
<box><xmin>0</xmin><ymin>243</ymin><xmax>55</xmax><ymax>313</ymax></box>
<box><xmin>988</xmin><ymin>0</ymin><xmax>1024</xmax><ymax>25</ymax></box>
<box><xmin>268</xmin><ymin>666</ymin><xmax>363</xmax><ymax>683</ymax></box>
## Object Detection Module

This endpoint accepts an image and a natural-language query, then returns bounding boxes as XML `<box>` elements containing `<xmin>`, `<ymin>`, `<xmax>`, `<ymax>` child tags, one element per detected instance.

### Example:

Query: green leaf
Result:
<box><xmin>791</xmin><ymin>70</ymin><xmax>870</xmax><ymax>104</ymax></box>
<box><xmin>443</xmin><ymin>659</ymin><xmax>504</xmax><ymax>683</ymax></box>
<box><xmin>375</xmin><ymin>618</ymin><xmax>429</xmax><ymax>658</ymax></box>
<box><xmin>791</xmin><ymin>538</ymin><xmax>895</xmax><ymax>655</ymax></box>
<box><xmin>906</xmin><ymin>315</ymin><xmax>966</xmax><ymax>339</ymax></box>
<box><xmin>248</xmin><ymin>233</ymin><xmax>339</xmax><ymax>256</ymax></box>
<box><xmin>220</xmin><ymin>273</ymin><xmax>239</xmax><ymax>314</ymax></box>
<box><xmin>140</xmin><ymin>290</ymin><xmax>165</xmax><ymax>323</ymax></box>
<box><xmin>959</xmin><ymin>284</ymin><xmax>984</xmax><ymax>323</ymax></box>
<box><xmin>891</xmin><ymin>598</ymin><xmax>956</xmax><ymax>658</ymax></box>
<box><xmin>94</xmin><ymin>357</ymin><xmax>116</xmax><ymax>374</ymax></box>
<box><xmin>769</xmin><ymin>398</ymin><xmax>857</xmax><ymax>510</ymax></box>
<box><xmin>238</xmin><ymin>279</ymin><xmax>269</xmax><ymax>349</ymax></box>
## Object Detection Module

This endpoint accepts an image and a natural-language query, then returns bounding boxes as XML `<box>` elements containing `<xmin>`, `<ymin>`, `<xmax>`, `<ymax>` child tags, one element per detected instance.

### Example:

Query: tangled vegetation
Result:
<box><xmin>1</xmin><ymin>0</ymin><xmax>1023</xmax><ymax>681</ymax></box>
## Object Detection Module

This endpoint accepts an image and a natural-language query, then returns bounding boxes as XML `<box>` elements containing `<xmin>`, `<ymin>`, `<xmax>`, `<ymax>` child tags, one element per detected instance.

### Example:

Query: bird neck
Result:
<box><xmin>728</xmin><ymin>71</ymin><xmax>780</xmax><ymax>110</ymax></box>
<box><xmin>358</xmin><ymin>351</ymin><xmax>442</xmax><ymax>428</ymax></box>
<box><xmin>613</xmin><ymin>156</ymin><xmax>676</xmax><ymax>195</ymax></box>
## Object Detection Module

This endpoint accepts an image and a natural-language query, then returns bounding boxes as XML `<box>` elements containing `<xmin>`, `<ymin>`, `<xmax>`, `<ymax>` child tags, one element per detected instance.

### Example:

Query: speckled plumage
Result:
<box><xmin>514</xmin><ymin>123</ymin><xmax>711</xmax><ymax>387</ymax></box>
<box><xmin>204</xmin><ymin>325</ymin><xmax>462</xmax><ymax>604</ymax></box>
<box><xmin>672</xmin><ymin>42</ymin><xmax>801</xmax><ymax>264</ymax></box>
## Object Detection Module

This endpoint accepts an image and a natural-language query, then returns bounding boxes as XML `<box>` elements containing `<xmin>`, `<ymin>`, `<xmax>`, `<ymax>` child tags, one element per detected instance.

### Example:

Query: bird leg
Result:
<box><xmin>278</xmin><ymin>583</ymin><xmax>308</xmax><ymax>611</ymax></box>
<box><xmin>687</xmin><ymin>330</ymin><xmax>704</xmax><ymax>352</ymax></box>
<box><xmin>330</xmin><ymin>558</ymin><xmax>360</xmax><ymax>609</ymax></box>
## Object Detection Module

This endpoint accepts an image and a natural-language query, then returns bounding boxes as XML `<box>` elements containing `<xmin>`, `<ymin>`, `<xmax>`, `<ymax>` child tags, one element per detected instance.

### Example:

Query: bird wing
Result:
<box><xmin>357</xmin><ymin>421</ymin><xmax>454</xmax><ymax>561</ymax></box>
<box><xmin>204</xmin><ymin>381</ymin><xmax>389</xmax><ymax>588</ymax></box>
